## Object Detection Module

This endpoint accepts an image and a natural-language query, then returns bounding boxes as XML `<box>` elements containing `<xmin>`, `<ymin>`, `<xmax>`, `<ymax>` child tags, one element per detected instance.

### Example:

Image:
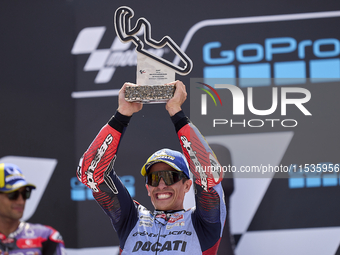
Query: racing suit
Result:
<box><xmin>0</xmin><ymin>222</ymin><xmax>66</xmax><ymax>255</ymax></box>
<box><xmin>77</xmin><ymin>110</ymin><xmax>226</xmax><ymax>254</ymax></box>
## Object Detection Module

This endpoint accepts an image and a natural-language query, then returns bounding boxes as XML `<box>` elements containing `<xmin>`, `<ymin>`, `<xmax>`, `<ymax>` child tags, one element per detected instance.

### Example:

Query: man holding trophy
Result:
<box><xmin>76</xmin><ymin>6</ymin><xmax>227</xmax><ymax>254</ymax></box>
<box><xmin>77</xmin><ymin>80</ymin><xmax>226</xmax><ymax>254</ymax></box>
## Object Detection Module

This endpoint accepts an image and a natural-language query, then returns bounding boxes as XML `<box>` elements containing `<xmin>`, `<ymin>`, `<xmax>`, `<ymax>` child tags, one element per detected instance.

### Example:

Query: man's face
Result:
<box><xmin>146</xmin><ymin>162</ymin><xmax>192</xmax><ymax>211</ymax></box>
<box><xmin>0</xmin><ymin>187</ymin><xmax>27</xmax><ymax>222</ymax></box>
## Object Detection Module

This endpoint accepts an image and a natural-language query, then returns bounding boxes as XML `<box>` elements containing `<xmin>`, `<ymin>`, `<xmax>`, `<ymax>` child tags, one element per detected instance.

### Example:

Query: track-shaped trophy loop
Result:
<box><xmin>114</xmin><ymin>6</ymin><xmax>193</xmax><ymax>75</ymax></box>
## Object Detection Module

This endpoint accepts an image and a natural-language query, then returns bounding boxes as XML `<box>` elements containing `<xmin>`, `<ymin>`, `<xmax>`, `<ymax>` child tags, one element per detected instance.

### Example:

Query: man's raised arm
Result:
<box><xmin>77</xmin><ymin>83</ymin><xmax>143</xmax><ymax>192</ymax></box>
<box><xmin>167</xmin><ymin>80</ymin><xmax>226</xmax><ymax>253</ymax></box>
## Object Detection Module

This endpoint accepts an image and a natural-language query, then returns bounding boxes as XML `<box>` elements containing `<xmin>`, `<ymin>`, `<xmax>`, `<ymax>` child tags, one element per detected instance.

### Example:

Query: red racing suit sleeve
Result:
<box><xmin>76</xmin><ymin>112</ymin><xmax>139</xmax><ymax>245</ymax></box>
<box><xmin>172</xmin><ymin>110</ymin><xmax>226</xmax><ymax>254</ymax></box>
<box><xmin>76</xmin><ymin>122</ymin><xmax>121</xmax><ymax>194</ymax></box>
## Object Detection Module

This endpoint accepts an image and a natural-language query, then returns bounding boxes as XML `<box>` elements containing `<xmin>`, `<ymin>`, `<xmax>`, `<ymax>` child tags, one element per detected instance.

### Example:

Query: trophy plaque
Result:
<box><xmin>114</xmin><ymin>6</ymin><xmax>193</xmax><ymax>103</ymax></box>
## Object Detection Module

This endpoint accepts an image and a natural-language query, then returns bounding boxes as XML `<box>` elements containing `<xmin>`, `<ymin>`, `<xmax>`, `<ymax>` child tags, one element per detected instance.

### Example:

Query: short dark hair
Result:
<box><xmin>181</xmin><ymin>176</ymin><xmax>189</xmax><ymax>184</ymax></box>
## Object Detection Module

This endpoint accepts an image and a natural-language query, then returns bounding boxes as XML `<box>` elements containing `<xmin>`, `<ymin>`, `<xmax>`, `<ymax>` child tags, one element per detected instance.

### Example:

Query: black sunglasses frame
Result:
<box><xmin>2</xmin><ymin>187</ymin><xmax>32</xmax><ymax>201</ymax></box>
<box><xmin>146</xmin><ymin>170</ymin><xmax>186</xmax><ymax>187</ymax></box>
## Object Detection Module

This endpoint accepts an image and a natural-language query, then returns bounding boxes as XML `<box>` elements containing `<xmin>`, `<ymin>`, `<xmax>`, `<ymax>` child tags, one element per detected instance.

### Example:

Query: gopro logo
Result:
<box><xmin>203</xmin><ymin>37</ymin><xmax>340</xmax><ymax>87</ymax></box>
<box><xmin>171</xmin><ymin>10</ymin><xmax>340</xmax><ymax>87</ymax></box>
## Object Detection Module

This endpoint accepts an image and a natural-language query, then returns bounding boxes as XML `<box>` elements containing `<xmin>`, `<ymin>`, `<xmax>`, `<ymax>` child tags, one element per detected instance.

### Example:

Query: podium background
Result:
<box><xmin>1</xmin><ymin>1</ymin><xmax>340</xmax><ymax>254</ymax></box>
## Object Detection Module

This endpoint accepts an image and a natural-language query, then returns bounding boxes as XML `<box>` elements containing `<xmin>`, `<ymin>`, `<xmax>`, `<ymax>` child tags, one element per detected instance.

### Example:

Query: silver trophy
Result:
<box><xmin>114</xmin><ymin>6</ymin><xmax>193</xmax><ymax>103</ymax></box>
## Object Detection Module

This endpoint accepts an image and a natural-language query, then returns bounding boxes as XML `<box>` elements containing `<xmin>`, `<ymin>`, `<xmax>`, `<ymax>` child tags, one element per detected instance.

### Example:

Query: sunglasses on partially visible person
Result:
<box><xmin>146</xmin><ymin>170</ymin><xmax>186</xmax><ymax>187</ymax></box>
<box><xmin>1</xmin><ymin>187</ymin><xmax>32</xmax><ymax>200</ymax></box>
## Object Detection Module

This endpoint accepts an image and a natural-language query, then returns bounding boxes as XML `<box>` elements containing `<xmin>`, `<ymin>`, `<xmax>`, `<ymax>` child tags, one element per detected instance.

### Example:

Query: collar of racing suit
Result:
<box><xmin>153</xmin><ymin>209</ymin><xmax>186</xmax><ymax>221</ymax></box>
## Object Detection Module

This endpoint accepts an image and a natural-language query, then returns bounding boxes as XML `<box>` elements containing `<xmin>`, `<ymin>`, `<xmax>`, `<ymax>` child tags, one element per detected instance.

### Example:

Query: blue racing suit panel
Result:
<box><xmin>94</xmin><ymin>169</ymin><xmax>139</xmax><ymax>249</ymax></box>
<box><xmin>191</xmin><ymin>183</ymin><xmax>224</xmax><ymax>252</ymax></box>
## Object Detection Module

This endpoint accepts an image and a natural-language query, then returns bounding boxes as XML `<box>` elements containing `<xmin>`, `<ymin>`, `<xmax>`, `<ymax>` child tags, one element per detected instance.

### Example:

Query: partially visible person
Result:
<box><xmin>0</xmin><ymin>163</ymin><xmax>66</xmax><ymax>255</ymax></box>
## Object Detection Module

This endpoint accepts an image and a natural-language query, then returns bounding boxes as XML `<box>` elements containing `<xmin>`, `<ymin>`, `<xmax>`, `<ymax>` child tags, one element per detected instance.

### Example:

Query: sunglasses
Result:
<box><xmin>3</xmin><ymin>187</ymin><xmax>32</xmax><ymax>201</ymax></box>
<box><xmin>146</xmin><ymin>170</ymin><xmax>186</xmax><ymax>187</ymax></box>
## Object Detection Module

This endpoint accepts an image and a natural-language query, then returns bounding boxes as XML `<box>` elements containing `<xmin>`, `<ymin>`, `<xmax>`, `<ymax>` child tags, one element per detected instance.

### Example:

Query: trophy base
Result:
<box><xmin>125</xmin><ymin>85</ymin><xmax>175</xmax><ymax>103</ymax></box>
